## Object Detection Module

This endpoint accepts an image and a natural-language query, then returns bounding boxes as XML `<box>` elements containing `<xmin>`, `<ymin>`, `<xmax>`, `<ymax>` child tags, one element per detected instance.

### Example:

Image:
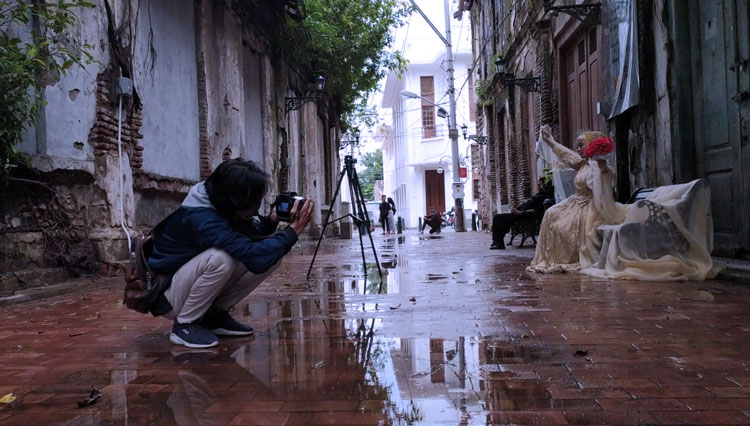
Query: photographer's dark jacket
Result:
<box><xmin>146</xmin><ymin>182</ymin><xmax>297</xmax><ymax>315</ymax></box>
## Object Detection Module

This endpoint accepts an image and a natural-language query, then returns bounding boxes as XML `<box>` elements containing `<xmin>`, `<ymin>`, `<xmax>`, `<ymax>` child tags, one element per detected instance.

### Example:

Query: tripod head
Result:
<box><xmin>344</xmin><ymin>155</ymin><xmax>357</xmax><ymax>171</ymax></box>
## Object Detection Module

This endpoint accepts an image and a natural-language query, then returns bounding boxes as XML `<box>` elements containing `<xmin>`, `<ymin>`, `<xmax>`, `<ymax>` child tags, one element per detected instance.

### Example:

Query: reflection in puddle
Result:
<box><xmin>225</xmin><ymin>319</ymin><xmax>488</xmax><ymax>425</ymax></box>
<box><xmin>417</xmin><ymin>235</ymin><xmax>444</xmax><ymax>240</ymax></box>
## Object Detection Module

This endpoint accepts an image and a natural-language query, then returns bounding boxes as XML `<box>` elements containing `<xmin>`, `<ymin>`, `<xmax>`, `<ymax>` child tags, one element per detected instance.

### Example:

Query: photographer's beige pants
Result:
<box><xmin>163</xmin><ymin>248</ymin><xmax>280</xmax><ymax>324</ymax></box>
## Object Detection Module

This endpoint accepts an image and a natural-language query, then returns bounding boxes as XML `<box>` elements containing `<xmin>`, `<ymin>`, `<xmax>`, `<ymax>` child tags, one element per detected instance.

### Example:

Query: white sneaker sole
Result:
<box><xmin>210</xmin><ymin>328</ymin><xmax>255</xmax><ymax>337</ymax></box>
<box><xmin>169</xmin><ymin>333</ymin><xmax>219</xmax><ymax>348</ymax></box>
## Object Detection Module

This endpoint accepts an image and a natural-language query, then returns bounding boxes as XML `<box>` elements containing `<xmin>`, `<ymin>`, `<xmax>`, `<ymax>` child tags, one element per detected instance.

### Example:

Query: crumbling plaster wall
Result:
<box><xmin>133</xmin><ymin>0</ymin><xmax>200</xmax><ymax>182</ymax></box>
<box><xmin>198</xmin><ymin>0</ymin><xmax>244</xmax><ymax>177</ymax></box>
<box><xmin>3</xmin><ymin>1</ymin><xmax>142</xmax><ymax>270</ymax></box>
<box><xmin>3</xmin><ymin>0</ymin><xmax>339</xmax><ymax>276</ymax></box>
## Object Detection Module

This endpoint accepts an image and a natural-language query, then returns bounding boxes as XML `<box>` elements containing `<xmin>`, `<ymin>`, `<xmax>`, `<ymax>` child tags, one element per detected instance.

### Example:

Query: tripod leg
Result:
<box><xmin>306</xmin><ymin>167</ymin><xmax>347</xmax><ymax>280</ymax></box>
<box><xmin>344</xmin><ymin>167</ymin><xmax>369</xmax><ymax>279</ymax></box>
<box><xmin>350</xmin><ymin>168</ymin><xmax>383</xmax><ymax>283</ymax></box>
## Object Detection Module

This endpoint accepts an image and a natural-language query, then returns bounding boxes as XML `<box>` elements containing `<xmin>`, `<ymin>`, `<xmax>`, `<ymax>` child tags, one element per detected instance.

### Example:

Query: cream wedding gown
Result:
<box><xmin>527</xmin><ymin>135</ymin><xmax>721</xmax><ymax>281</ymax></box>
<box><xmin>526</xmin><ymin>139</ymin><xmax>614</xmax><ymax>273</ymax></box>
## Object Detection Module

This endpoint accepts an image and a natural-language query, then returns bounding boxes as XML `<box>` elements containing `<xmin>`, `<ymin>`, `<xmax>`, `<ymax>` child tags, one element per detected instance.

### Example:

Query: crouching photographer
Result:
<box><xmin>146</xmin><ymin>158</ymin><xmax>313</xmax><ymax>348</ymax></box>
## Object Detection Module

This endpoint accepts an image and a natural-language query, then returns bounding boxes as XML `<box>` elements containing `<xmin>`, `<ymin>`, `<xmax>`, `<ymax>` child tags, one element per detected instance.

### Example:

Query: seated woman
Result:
<box><xmin>527</xmin><ymin>126</ymin><xmax>618</xmax><ymax>273</ymax></box>
<box><xmin>529</xmin><ymin>125</ymin><xmax>722</xmax><ymax>280</ymax></box>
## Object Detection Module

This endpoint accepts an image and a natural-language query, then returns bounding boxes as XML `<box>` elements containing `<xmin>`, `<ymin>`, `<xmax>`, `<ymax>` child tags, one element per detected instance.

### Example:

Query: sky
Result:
<box><xmin>346</xmin><ymin>0</ymin><xmax>472</xmax><ymax>158</ymax></box>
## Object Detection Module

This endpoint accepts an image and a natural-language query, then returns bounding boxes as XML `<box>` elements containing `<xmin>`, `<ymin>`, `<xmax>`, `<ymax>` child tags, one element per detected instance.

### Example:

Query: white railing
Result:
<box><xmin>407</xmin><ymin>123</ymin><xmax>448</xmax><ymax>140</ymax></box>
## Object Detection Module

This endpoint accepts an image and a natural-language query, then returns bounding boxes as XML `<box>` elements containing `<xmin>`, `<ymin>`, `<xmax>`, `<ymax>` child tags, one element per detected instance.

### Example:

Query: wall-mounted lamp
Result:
<box><xmin>286</xmin><ymin>74</ymin><xmax>326</xmax><ymax>112</ymax></box>
<box><xmin>495</xmin><ymin>57</ymin><xmax>542</xmax><ymax>93</ymax></box>
<box><xmin>460</xmin><ymin>123</ymin><xmax>488</xmax><ymax>145</ymax></box>
<box><xmin>542</xmin><ymin>0</ymin><xmax>601</xmax><ymax>26</ymax></box>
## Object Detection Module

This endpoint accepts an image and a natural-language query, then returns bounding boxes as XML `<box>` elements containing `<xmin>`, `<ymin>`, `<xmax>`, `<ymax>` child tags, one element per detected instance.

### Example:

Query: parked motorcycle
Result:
<box><xmin>442</xmin><ymin>208</ymin><xmax>455</xmax><ymax>229</ymax></box>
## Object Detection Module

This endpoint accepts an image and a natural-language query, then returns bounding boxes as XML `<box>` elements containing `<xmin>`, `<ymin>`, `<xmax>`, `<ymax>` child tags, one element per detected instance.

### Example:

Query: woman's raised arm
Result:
<box><xmin>540</xmin><ymin>125</ymin><xmax>585</xmax><ymax>170</ymax></box>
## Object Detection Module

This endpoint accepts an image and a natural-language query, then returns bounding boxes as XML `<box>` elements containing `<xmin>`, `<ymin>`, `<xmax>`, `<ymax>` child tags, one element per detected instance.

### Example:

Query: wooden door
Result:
<box><xmin>561</xmin><ymin>26</ymin><xmax>604</xmax><ymax>146</ymax></box>
<box><xmin>425</xmin><ymin>169</ymin><xmax>446</xmax><ymax>214</ymax></box>
<box><xmin>689</xmin><ymin>0</ymin><xmax>749</xmax><ymax>255</ymax></box>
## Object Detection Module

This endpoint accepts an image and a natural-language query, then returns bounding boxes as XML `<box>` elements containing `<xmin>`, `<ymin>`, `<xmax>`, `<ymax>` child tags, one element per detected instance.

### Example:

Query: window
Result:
<box><xmin>420</xmin><ymin>76</ymin><xmax>436</xmax><ymax>138</ymax></box>
<box><xmin>473</xmin><ymin>177</ymin><xmax>480</xmax><ymax>200</ymax></box>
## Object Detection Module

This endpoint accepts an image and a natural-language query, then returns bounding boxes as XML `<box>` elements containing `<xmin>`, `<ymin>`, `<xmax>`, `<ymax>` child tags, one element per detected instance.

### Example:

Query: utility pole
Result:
<box><xmin>409</xmin><ymin>0</ymin><xmax>465</xmax><ymax>231</ymax></box>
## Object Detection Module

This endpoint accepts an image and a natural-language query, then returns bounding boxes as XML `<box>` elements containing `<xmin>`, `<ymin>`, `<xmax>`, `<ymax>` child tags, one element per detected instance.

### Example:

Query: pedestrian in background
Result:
<box><xmin>378</xmin><ymin>195</ymin><xmax>391</xmax><ymax>234</ymax></box>
<box><xmin>386</xmin><ymin>197</ymin><xmax>397</xmax><ymax>234</ymax></box>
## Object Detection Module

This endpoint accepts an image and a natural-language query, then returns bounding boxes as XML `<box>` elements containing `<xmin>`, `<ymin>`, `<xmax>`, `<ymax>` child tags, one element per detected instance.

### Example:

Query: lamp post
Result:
<box><xmin>405</xmin><ymin>0</ymin><xmax>465</xmax><ymax>232</ymax></box>
<box><xmin>399</xmin><ymin>90</ymin><xmax>448</xmax><ymax>118</ymax></box>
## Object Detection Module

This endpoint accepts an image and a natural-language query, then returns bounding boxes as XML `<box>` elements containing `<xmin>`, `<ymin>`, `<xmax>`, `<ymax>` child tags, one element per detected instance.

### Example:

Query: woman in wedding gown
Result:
<box><xmin>527</xmin><ymin>126</ymin><xmax>618</xmax><ymax>273</ymax></box>
<box><xmin>529</xmin><ymin>125</ymin><xmax>721</xmax><ymax>280</ymax></box>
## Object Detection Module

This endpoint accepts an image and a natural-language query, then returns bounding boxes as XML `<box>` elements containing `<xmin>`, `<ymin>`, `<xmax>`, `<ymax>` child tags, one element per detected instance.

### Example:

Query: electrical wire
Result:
<box><xmin>113</xmin><ymin>0</ymin><xmax>133</xmax><ymax>254</ymax></box>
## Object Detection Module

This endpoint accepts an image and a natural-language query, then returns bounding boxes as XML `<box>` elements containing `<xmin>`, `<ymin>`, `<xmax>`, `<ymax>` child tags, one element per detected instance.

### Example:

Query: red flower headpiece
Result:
<box><xmin>582</xmin><ymin>136</ymin><xmax>615</xmax><ymax>158</ymax></box>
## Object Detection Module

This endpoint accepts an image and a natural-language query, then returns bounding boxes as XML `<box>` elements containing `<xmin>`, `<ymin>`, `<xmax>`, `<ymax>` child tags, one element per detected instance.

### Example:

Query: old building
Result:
<box><xmin>0</xmin><ymin>0</ymin><xmax>341</xmax><ymax>286</ymax></box>
<box><xmin>461</xmin><ymin>0</ymin><xmax>749</xmax><ymax>259</ymax></box>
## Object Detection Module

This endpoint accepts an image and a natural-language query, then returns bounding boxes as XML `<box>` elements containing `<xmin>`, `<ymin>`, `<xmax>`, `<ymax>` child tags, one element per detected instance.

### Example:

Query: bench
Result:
<box><xmin>509</xmin><ymin>219</ymin><xmax>541</xmax><ymax>248</ymax></box>
<box><xmin>627</xmin><ymin>187</ymin><xmax>655</xmax><ymax>203</ymax></box>
<box><xmin>508</xmin><ymin>198</ymin><xmax>555</xmax><ymax>248</ymax></box>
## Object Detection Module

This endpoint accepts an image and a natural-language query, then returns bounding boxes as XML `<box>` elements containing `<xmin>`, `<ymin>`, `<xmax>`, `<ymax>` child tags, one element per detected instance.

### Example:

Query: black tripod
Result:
<box><xmin>306</xmin><ymin>155</ymin><xmax>383</xmax><ymax>283</ymax></box>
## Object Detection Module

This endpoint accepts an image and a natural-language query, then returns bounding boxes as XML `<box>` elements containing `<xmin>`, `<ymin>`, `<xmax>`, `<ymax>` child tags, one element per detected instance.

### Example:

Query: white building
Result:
<box><xmin>379</xmin><ymin>1</ymin><xmax>478</xmax><ymax>228</ymax></box>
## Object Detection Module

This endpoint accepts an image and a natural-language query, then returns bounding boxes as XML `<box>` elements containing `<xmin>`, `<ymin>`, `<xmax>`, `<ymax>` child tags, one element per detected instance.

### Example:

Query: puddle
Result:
<box><xmin>426</xmin><ymin>274</ymin><xmax>448</xmax><ymax>281</ymax></box>
<box><xmin>225</xmin><ymin>322</ymin><xmax>491</xmax><ymax>425</ymax></box>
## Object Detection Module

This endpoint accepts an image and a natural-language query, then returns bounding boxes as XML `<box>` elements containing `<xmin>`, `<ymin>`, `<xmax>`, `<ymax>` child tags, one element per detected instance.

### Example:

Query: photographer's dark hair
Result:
<box><xmin>205</xmin><ymin>159</ymin><xmax>270</xmax><ymax>217</ymax></box>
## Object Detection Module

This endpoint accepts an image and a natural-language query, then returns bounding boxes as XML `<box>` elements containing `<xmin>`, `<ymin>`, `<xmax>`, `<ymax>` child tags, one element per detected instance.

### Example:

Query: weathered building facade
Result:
<box><xmin>462</xmin><ymin>0</ymin><xmax>750</xmax><ymax>259</ymax></box>
<box><xmin>0</xmin><ymin>0</ymin><xmax>341</xmax><ymax>285</ymax></box>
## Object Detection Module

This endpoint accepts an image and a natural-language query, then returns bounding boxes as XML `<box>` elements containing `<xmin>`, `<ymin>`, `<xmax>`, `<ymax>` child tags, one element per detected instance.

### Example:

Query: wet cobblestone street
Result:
<box><xmin>2</xmin><ymin>230</ymin><xmax>750</xmax><ymax>425</ymax></box>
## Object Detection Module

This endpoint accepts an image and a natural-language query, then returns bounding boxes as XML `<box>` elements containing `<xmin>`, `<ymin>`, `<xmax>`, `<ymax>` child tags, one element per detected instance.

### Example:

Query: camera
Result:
<box><xmin>274</xmin><ymin>191</ymin><xmax>306</xmax><ymax>222</ymax></box>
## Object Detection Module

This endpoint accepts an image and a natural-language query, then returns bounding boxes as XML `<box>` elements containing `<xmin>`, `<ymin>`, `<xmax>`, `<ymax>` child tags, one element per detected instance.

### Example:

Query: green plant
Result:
<box><xmin>358</xmin><ymin>149</ymin><xmax>383</xmax><ymax>201</ymax></box>
<box><xmin>474</xmin><ymin>78</ymin><xmax>493</xmax><ymax>109</ymax></box>
<box><xmin>280</xmin><ymin>0</ymin><xmax>411</xmax><ymax>126</ymax></box>
<box><xmin>0</xmin><ymin>0</ymin><xmax>95</xmax><ymax>180</ymax></box>
<box><xmin>542</xmin><ymin>168</ymin><xmax>553</xmax><ymax>186</ymax></box>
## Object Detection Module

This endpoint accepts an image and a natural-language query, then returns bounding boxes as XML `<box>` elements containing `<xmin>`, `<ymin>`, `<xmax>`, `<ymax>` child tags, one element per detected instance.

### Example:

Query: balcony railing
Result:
<box><xmin>408</xmin><ymin>123</ymin><xmax>448</xmax><ymax>140</ymax></box>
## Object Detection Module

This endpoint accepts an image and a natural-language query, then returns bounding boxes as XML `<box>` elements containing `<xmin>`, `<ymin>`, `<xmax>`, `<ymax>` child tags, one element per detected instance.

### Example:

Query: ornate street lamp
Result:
<box><xmin>495</xmin><ymin>57</ymin><xmax>542</xmax><ymax>93</ymax></box>
<box><xmin>542</xmin><ymin>0</ymin><xmax>601</xmax><ymax>26</ymax></box>
<box><xmin>286</xmin><ymin>74</ymin><xmax>326</xmax><ymax>112</ymax></box>
<box><xmin>460</xmin><ymin>123</ymin><xmax>488</xmax><ymax>145</ymax></box>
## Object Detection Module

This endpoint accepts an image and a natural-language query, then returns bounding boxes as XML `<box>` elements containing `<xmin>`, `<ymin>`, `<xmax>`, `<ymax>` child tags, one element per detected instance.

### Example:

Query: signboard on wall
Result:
<box><xmin>606</xmin><ymin>0</ymin><xmax>640</xmax><ymax>118</ymax></box>
<box><xmin>459</xmin><ymin>167</ymin><xmax>467</xmax><ymax>178</ymax></box>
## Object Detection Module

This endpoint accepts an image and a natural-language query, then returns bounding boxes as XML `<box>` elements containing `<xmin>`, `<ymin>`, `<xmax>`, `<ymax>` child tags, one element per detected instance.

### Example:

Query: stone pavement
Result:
<box><xmin>1</xmin><ymin>230</ymin><xmax>750</xmax><ymax>425</ymax></box>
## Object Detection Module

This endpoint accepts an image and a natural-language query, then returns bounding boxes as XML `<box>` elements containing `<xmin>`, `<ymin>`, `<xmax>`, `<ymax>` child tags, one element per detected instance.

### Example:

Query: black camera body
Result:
<box><xmin>274</xmin><ymin>191</ymin><xmax>306</xmax><ymax>222</ymax></box>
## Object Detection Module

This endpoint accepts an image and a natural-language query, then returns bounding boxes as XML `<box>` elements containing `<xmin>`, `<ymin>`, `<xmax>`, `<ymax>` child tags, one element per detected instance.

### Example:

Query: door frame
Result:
<box><xmin>424</xmin><ymin>169</ymin><xmax>446</xmax><ymax>215</ymax></box>
<box><xmin>671</xmin><ymin>0</ymin><xmax>749</xmax><ymax>255</ymax></box>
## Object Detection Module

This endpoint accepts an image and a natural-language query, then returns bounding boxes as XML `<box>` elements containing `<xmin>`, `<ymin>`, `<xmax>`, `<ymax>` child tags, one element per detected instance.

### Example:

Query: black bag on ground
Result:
<box><xmin>123</xmin><ymin>234</ymin><xmax>170</xmax><ymax>314</ymax></box>
<box><xmin>123</xmin><ymin>213</ymin><xmax>174</xmax><ymax>314</ymax></box>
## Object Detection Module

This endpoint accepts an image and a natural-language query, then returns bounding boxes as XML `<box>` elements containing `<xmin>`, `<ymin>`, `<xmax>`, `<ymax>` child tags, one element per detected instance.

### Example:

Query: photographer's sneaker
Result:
<box><xmin>170</xmin><ymin>322</ymin><xmax>219</xmax><ymax>348</ymax></box>
<box><xmin>203</xmin><ymin>310</ymin><xmax>255</xmax><ymax>336</ymax></box>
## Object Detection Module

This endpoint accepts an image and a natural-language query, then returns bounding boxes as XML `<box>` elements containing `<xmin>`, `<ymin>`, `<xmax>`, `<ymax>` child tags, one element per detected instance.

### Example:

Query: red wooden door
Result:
<box><xmin>424</xmin><ymin>170</ymin><xmax>445</xmax><ymax>214</ymax></box>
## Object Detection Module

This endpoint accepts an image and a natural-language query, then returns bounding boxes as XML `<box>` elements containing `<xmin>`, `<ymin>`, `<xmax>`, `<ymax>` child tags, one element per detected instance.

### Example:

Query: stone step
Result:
<box><xmin>715</xmin><ymin>257</ymin><xmax>750</xmax><ymax>285</ymax></box>
<box><xmin>0</xmin><ymin>276</ymin><xmax>121</xmax><ymax>307</ymax></box>
<box><xmin>0</xmin><ymin>267</ymin><xmax>72</xmax><ymax>293</ymax></box>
